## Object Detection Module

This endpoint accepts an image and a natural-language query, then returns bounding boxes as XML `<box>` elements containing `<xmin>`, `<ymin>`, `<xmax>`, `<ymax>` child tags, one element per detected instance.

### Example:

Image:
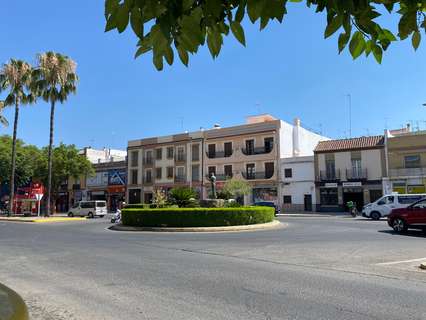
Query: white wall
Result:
<box><xmin>297</xmin><ymin>126</ymin><xmax>329</xmax><ymax>156</ymax></box>
<box><xmin>335</xmin><ymin>152</ymin><xmax>351</xmax><ymax>179</ymax></box>
<box><xmin>279</xmin><ymin>121</ymin><xmax>294</xmax><ymax>158</ymax></box>
<box><xmin>361</xmin><ymin>149</ymin><xmax>382</xmax><ymax>180</ymax></box>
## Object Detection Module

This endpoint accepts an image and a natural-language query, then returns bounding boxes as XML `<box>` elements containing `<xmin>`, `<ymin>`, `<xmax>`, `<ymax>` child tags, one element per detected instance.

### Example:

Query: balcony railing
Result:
<box><xmin>206</xmin><ymin>150</ymin><xmax>233</xmax><ymax>158</ymax></box>
<box><xmin>241</xmin><ymin>146</ymin><xmax>273</xmax><ymax>156</ymax></box>
<box><xmin>143</xmin><ymin>177</ymin><xmax>153</xmax><ymax>185</ymax></box>
<box><xmin>143</xmin><ymin>158</ymin><xmax>154</xmax><ymax>166</ymax></box>
<box><xmin>318</xmin><ymin>169</ymin><xmax>341</xmax><ymax>182</ymax></box>
<box><xmin>345</xmin><ymin>168</ymin><xmax>368</xmax><ymax>180</ymax></box>
<box><xmin>175</xmin><ymin>154</ymin><xmax>186</xmax><ymax>163</ymax></box>
<box><xmin>205</xmin><ymin>173</ymin><xmax>233</xmax><ymax>181</ymax></box>
<box><xmin>389</xmin><ymin>167</ymin><xmax>426</xmax><ymax>177</ymax></box>
<box><xmin>174</xmin><ymin>176</ymin><xmax>186</xmax><ymax>183</ymax></box>
<box><xmin>241</xmin><ymin>171</ymin><xmax>274</xmax><ymax>180</ymax></box>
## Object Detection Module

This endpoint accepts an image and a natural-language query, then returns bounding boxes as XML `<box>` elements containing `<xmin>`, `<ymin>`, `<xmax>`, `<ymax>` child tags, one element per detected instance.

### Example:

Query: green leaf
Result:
<box><xmin>105</xmin><ymin>15</ymin><xmax>117</xmax><ymax>32</ymax></box>
<box><xmin>153</xmin><ymin>53</ymin><xmax>164</xmax><ymax>71</ymax></box>
<box><xmin>372</xmin><ymin>45</ymin><xmax>382</xmax><ymax>63</ymax></box>
<box><xmin>338</xmin><ymin>32</ymin><xmax>350</xmax><ymax>53</ymax></box>
<box><xmin>324</xmin><ymin>15</ymin><xmax>342</xmax><ymax>38</ymax></box>
<box><xmin>207</xmin><ymin>28</ymin><xmax>223</xmax><ymax>58</ymax></box>
<box><xmin>116</xmin><ymin>4</ymin><xmax>130</xmax><ymax>33</ymax></box>
<box><xmin>177</xmin><ymin>46</ymin><xmax>189</xmax><ymax>66</ymax></box>
<box><xmin>105</xmin><ymin>0</ymin><xmax>119</xmax><ymax>15</ymax></box>
<box><xmin>235</xmin><ymin>1</ymin><xmax>246</xmax><ymax>22</ymax></box>
<box><xmin>135</xmin><ymin>45</ymin><xmax>151</xmax><ymax>58</ymax></box>
<box><xmin>130</xmin><ymin>8</ymin><xmax>143</xmax><ymax>38</ymax></box>
<box><xmin>412</xmin><ymin>30</ymin><xmax>421</xmax><ymax>50</ymax></box>
<box><xmin>247</xmin><ymin>0</ymin><xmax>265</xmax><ymax>23</ymax></box>
<box><xmin>164</xmin><ymin>46</ymin><xmax>174</xmax><ymax>65</ymax></box>
<box><xmin>230</xmin><ymin>21</ymin><xmax>246</xmax><ymax>46</ymax></box>
<box><xmin>349</xmin><ymin>31</ymin><xmax>366</xmax><ymax>59</ymax></box>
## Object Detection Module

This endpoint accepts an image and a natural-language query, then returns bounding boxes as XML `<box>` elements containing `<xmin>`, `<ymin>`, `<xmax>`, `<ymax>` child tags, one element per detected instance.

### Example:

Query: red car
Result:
<box><xmin>387</xmin><ymin>198</ymin><xmax>426</xmax><ymax>233</ymax></box>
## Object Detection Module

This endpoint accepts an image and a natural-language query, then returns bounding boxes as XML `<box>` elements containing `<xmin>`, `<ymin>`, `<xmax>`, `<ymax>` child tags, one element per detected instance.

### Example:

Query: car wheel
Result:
<box><xmin>68</xmin><ymin>212</ymin><xmax>74</xmax><ymax>217</ymax></box>
<box><xmin>88</xmin><ymin>212</ymin><xmax>94</xmax><ymax>219</ymax></box>
<box><xmin>370</xmin><ymin>211</ymin><xmax>381</xmax><ymax>220</ymax></box>
<box><xmin>392</xmin><ymin>218</ymin><xmax>407</xmax><ymax>233</ymax></box>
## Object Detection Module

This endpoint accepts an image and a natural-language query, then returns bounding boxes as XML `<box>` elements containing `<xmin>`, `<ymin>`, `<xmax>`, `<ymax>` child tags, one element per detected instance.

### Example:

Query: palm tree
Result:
<box><xmin>0</xmin><ymin>101</ymin><xmax>9</xmax><ymax>127</ymax></box>
<box><xmin>0</xmin><ymin>60</ymin><xmax>34</xmax><ymax>215</ymax></box>
<box><xmin>33</xmin><ymin>52</ymin><xmax>78</xmax><ymax>216</ymax></box>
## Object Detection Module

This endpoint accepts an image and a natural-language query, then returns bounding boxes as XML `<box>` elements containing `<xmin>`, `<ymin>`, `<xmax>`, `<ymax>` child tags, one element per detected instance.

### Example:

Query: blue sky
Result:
<box><xmin>0</xmin><ymin>1</ymin><xmax>425</xmax><ymax>150</ymax></box>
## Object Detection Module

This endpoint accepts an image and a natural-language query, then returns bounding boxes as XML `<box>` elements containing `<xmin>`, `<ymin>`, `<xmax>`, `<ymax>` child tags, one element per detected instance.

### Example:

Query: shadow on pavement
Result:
<box><xmin>378</xmin><ymin>229</ymin><xmax>426</xmax><ymax>238</ymax></box>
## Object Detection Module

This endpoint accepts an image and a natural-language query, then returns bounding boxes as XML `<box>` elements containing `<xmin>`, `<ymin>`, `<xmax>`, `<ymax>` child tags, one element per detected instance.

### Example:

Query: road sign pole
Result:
<box><xmin>38</xmin><ymin>200</ymin><xmax>41</xmax><ymax>217</ymax></box>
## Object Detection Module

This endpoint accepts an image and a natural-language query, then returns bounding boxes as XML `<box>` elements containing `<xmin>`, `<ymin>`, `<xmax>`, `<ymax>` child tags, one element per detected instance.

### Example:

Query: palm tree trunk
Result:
<box><xmin>46</xmin><ymin>100</ymin><xmax>55</xmax><ymax>217</ymax></box>
<box><xmin>8</xmin><ymin>99</ymin><xmax>20</xmax><ymax>216</ymax></box>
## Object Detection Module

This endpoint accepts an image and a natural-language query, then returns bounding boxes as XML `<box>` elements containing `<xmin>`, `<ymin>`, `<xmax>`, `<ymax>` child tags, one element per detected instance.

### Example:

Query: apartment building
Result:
<box><xmin>127</xmin><ymin>114</ymin><xmax>326</xmax><ymax>207</ymax></box>
<box><xmin>127</xmin><ymin>132</ymin><xmax>204</xmax><ymax>204</ymax></box>
<box><xmin>383</xmin><ymin>130</ymin><xmax>426</xmax><ymax>194</ymax></box>
<box><xmin>314</xmin><ymin>136</ymin><xmax>385</xmax><ymax>211</ymax></box>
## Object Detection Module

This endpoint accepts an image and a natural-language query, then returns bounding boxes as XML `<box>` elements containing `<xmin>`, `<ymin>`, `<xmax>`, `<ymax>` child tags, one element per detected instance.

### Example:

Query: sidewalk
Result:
<box><xmin>278</xmin><ymin>211</ymin><xmax>351</xmax><ymax>217</ymax></box>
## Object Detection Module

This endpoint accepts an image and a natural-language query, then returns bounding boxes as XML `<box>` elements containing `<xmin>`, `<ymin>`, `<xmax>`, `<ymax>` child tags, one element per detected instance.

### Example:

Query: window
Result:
<box><xmin>176</xmin><ymin>167</ymin><xmax>185</xmax><ymax>178</ymax></box>
<box><xmin>405</xmin><ymin>155</ymin><xmax>421</xmax><ymax>168</ymax></box>
<box><xmin>398</xmin><ymin>195</ymin><xmax>423</xmax><ymax>204</ymax></box>
<box><xmin>177</xmin><ymin>147</ymin><xmax>185</xmax><ymax>161</ymax></box>
<box><xmin>264</xmin><ymin>137</ymin><xmax>274</xmax><ymax>152</ymax></box>
<box><xmin>224</xmin><ymin>165</ymin><xmax>233</xmax><ymax>178</ymax></box>
<box><xmin>325</xmin><ymin>159</ymin><xmax>336</xmax><ymax>179</ymax></box>
<box><xmin>167</xmin><ymin>167</ymin><xmax>174</xmax><ymax>179</ymax></box>
<box><xmin>224</xmin><ymin>142</ymin><xmax>232</xmax><ymax>157</ymax></box>
<box><xmin>145</xmin><ymin>150</ymin><xmax>153</xmax><ymax>164</ymax></box>
<box><xmin>245</xmin><ymin>140</ymin><xmax>254</xmax><ymax>155</ymax></box>
<box><xmin>192</xmin><ymin>164</ymin><xmax>200</xmax><ymax>181</ymax></box>
<box><xmin>265</xmin><ymin>162</ymin><xmax>274</xmax><ymax>178</ymax></box>
<box><xmin>131</xmin><ymin>169</ymin><xmax>138</xmax><ymax>185</ymax></box>
<box><xmin>377</xmin><ymin>196</ymin><xmax>394</xmax><ymax>205</ymax></box>
<box><xmin>128</xmin><ymin>189</ymin><xmax>141</xmax><ymax>204</ymax></box>
<box><xmin>155</xmin><ymin>148</ymin><xmax>162</xmax><ymax>160</ymax></box>
<box><xmin>81</xmin><ymin>201</ymin><xmax>95</xmax><ymax>209</ymax></box>
<box><xmin>131</xmin><ymin>151</ymin><xmax>139</xmax><ymax>167</ymax></box>
<box><xmin>320</xmin><ymin>188</ymin><xmax>338</xmax><ymax>205</ymax></box>
<box><xmin>208</xmin><ymin>166</ymin><xmax>216</xmax><ymax>177</ymax></box>
<box><xmin>283</xmin><ymin>195</ymin><xmax>292</xmax><ymax>204</ymax></box>
<box><xmin>284</xmin><ymin>168</ymin><xmax>292</xmax><ymax>178</ymax></box>
<box><xmin>167</xmin><ymin>147</ymin><xmax>174</xmax><ymax>159</ymax></box>
<box><xmin>156</xmin><ymin>167</ymin><xmax>162</xmax><ymax>179</ymax></box>
<box><xmin>192</xmin><ymin>144</ymin><xmax>200</xmax><ymax>161</ymax></box>
<box><xmin>145</xmin><ymin>170</ymin><xmax>152</xmax><ymax>183</ymax></box>
<box><xmin>208</xmin><ymin>144</ymin><xmax>216</xmax><ymax>158</ymax></box>
<box><xmin>413</xmin><ymin>199</ymin><xmax>426</xmax><ymax>209</ymax></box>
<box><xmin>246</xmin><ymin>163</ymin><xmax>255</xmax><ymax>179</ymax></box>
<box><xmin>144</xmin><ymin>193</ymin><xmax>153</xmax><ymax>204</ymax></box>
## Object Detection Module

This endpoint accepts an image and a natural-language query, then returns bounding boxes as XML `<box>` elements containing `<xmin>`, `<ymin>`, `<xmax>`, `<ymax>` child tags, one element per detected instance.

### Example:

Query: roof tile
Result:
<box><xmin>314</xmin><ymin>135</ymin><xmax>384</xmax><ymax>152</ymax></box>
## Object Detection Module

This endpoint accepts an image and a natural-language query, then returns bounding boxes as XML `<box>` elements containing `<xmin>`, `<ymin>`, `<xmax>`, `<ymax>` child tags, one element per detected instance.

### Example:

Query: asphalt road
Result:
<box><xmin>0</xmin><ymin>216</ymin><xmax>425</xmax><ymax>320</ymax></box>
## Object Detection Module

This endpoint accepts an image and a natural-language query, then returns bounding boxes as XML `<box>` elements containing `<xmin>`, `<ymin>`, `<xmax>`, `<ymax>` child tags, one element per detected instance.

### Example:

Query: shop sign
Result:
<box><xmin>324</xmin><ymin>183</ymin><xmax>338</xmax><ymax>188</ymax></box>
<box><xmin>342</xmin><ymin>182</ymin><xmax>362</xmax><ymax>187</ymax></box>
<box><xmin>87</xmin><ymin>172</ymin><xmax>108</xmax><ymax>187</ymax></box>
<box><xmin>108</xmin><ymin>169</ymin><xmax>127</xmax><ymax>186</ymax></box>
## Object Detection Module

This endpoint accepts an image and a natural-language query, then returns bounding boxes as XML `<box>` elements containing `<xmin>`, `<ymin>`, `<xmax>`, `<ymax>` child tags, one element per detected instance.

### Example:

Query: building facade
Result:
<box><xmin>314</xmin><ymin>136</ymin><xmax>385</xmax><ymax>211</ymax></box>
<box><xmin>383</xmin><ymin>130</ymin><xmax>426</xmax><ymax>194</ymax></box>
<box><xmin>127</xmin><ymin>114</ymin><xmax>327</xmax><ymax>207</ymax></box>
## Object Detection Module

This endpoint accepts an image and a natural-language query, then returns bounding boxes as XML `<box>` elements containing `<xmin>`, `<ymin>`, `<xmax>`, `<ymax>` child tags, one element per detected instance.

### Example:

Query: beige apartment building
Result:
<box><xmin>384</xmin><ymin>130</ymin><xmax>426</xmax><ymax>194</ymax></box>
<box><xmin>314</xmin><ymin>136</ymin><xmax>386</xmax><ymax>211</ymax></box>
<box><xmin>127</xmin><ymin>114</ymin><xmax>327</xmax><ymax>208</ymax></box>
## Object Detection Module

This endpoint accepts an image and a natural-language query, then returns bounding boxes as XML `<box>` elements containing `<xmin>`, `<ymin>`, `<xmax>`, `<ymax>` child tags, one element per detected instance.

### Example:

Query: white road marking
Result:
<box><xmin>376</xmin><ymin>257</ymin><xmax>426</xmax><ymax>266</ymax></box>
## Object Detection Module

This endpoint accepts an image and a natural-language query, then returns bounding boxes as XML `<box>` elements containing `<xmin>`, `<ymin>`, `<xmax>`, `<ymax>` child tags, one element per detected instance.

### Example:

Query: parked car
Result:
<box><xmin>387</xmin><ymin>198</ymin><xmax>426</xmax><ymax>233</ymax></box>
<box><xmin>254</xmin><ymin>201</ymin><xmax>280</xmax><ymax>215</ymax></box>
<box><xmin>362</xmin><ymin>194</ymin><xmax>426</xmax><ymax>220</ymax></box>
<box><xmin>68</xmin><ymin>200</ymin><xmax>107</xmax><ymax>218</ymax></box>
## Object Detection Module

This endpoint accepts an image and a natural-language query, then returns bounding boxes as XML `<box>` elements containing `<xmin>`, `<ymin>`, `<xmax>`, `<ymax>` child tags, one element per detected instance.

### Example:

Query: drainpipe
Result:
<box><xmin>384</xmin><ymin>130</ymin><xmax>390</xmax><ymax>194</ymax></box>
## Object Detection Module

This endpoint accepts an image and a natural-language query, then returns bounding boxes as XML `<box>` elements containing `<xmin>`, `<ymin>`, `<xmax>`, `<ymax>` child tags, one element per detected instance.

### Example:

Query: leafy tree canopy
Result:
<box><xmin>222</xmin><ymin>177</ymin><xmax>251</xmax><ymax>198</ymax></box>
<box><xmin>104</xmin><ymin>0</ymin><xmax>426</xmax><ymax>70</ymax></box>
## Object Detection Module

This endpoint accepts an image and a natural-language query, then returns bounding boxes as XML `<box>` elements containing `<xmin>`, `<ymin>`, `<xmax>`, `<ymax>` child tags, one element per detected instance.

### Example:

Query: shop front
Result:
<box><xmin>390</xmin><ymin>178</ymin><xmax>426</xmax><ymax>194</ymax></box>
<box><xmin>107</xmin><ymin>185</ymin><xmax>125</xmax><ymax>212</ymax></box>
<box><xmin>252</xmin><ymin>186</ymin><xmax>278</xmax><ymax>204</ymax></box>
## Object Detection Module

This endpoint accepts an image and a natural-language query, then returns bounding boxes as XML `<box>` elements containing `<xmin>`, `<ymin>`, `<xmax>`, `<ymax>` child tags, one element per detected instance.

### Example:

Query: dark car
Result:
<box><xmin>253</xmin><ymin>201</ymin><xmax>280</xmax><ymax>215</ymax></box>
<box><xmin>387</xmin><ymin>198</ymin><xmax>426</xmax><ymax>233</ymax></box>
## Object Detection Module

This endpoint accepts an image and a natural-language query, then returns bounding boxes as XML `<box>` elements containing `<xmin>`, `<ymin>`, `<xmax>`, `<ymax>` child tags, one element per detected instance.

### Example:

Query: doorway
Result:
<box><xmin>343</xmin><ymin>188</ymin><xmax>364</xmax><ymax>211</ymax></box>
<box><xmin>304</xmin><ymin>194</ymin><xmax>312</xmax><ymax>211</ymax></box>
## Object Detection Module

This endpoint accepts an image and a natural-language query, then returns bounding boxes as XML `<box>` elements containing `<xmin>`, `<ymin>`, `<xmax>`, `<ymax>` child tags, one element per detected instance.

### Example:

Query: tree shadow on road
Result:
<box><xmin>378</xmin><ymin>229</ymin><xmax>426</xmax><ymax>238</ymax></box>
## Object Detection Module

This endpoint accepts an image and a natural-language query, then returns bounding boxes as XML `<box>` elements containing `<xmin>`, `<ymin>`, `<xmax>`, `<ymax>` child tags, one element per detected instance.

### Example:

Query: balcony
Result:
<box><xmin>174</xmin><ymin>176</ymin><xmax>186</xmax><ymax>183</ymax></box>
<box><xmin>206</xmin><ymin>150</ymin><xmax>233</xmax><ymax>159</ymax></box>
<box><xmin>241</xmin><ymin>171</ymin><xmax>274</xmax><ymax>180</ymax></box>
<box><xmin>242</xmin><ymin>146</ymin><xmax>273</xmax><ymax>156</ymax></box>
<box><xmin>318</xmin><ymin>170</ymin><xmax>341</xmax><ymax>182</ymax></box>
<box><xmin>345</xmin><ymin>168</ymin><xmax>368</xmax><ymax>181</ymax></box>
<box><xmin>143</xmin><ymin>158</ymin><xmax>154</xmax><ymax>166</ymax></box>
<box><xmin>205</xmin><ymin>173</ymin><xmax>233</xmax><ymax>181</ymax></box>
<box><xmin>389</xmin><ymin>167</ymin><xmax>426</xmax><ymax>177</ymax></box>
<box><xmin>175</xmin><ymin>154</ymin><xmax>186</xmax><ymax>163</ymax></box>
<box><xmin>143</xmin><ymin>177</ymin><xmax>153</xmax><ymax>185</ymax></box>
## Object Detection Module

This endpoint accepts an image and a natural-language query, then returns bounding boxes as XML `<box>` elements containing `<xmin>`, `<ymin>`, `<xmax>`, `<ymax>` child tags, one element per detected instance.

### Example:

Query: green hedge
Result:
<box><xmin>121</xmin><ymin>207</ymin><xmax>275</xmax><ymax>227</ymax></box>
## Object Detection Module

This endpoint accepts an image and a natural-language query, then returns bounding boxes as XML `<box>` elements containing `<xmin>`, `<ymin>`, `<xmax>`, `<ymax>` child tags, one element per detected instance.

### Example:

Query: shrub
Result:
<box><xmin>152</xmin><ymin>188</ymin><xmax>167</xmax><ymax>208</ymax></box>
<box><xmin>169</xmin><ymin>186</ymin><xmax>197</xmax><ymax>207</ymax></box>
<box><xmin>225</xmin><ymin>200</ymin><xmax>242</xmax><ymax>208</ymax></box>
<box><xmin>121</xmin><ymin>206</ymin><xmax>275</xmax><ymax>228</ymax></box>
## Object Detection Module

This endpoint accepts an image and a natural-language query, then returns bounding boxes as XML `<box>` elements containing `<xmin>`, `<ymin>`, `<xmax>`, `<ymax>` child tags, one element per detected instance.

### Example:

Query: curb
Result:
<box><xmin>0</xmin><ymin>283</ymin><xmax>29</xmax><ymax>320</ymax></box>
<box><xmin>108</xmin><ymin>220</ymin><xmax>284</xmax><ymax>233</ymax></box>
<box><xmin>0</xmin><ymin>217</ymin><xmax>87</xmax><ymax>223</ymax></box>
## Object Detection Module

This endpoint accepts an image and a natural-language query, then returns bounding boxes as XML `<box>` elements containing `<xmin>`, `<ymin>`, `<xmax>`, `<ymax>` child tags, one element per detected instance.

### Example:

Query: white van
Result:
<box><xmin>362</xmin><ymin>194</ymin><xmax>426</xmax><ymax>220</ymax></box>
<box><xmin>68</xmin><ymin>201</ymin><xmax>107</xmax><ymax>218</ymax></box>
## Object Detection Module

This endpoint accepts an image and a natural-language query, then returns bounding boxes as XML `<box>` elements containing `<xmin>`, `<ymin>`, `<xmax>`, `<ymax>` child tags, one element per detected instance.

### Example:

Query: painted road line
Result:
<box><xmin>376</xmin><ymin>257</ymin><xmax>426</xmax><ymax>266</ymax></box>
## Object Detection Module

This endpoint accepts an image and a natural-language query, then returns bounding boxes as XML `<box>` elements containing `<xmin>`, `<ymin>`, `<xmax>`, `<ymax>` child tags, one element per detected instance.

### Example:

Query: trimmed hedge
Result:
<box><xmin>121</xmin><ymin>207</ymin><xmax>275</xmax><ymax>228</ymax></box>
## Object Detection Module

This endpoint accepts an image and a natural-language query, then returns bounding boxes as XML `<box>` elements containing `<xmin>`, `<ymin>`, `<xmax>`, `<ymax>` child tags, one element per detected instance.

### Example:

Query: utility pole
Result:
<box><xmin>346</xmin><ymin>94</ymin><xmax>352</xmax><ymax>138</ymax></box>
